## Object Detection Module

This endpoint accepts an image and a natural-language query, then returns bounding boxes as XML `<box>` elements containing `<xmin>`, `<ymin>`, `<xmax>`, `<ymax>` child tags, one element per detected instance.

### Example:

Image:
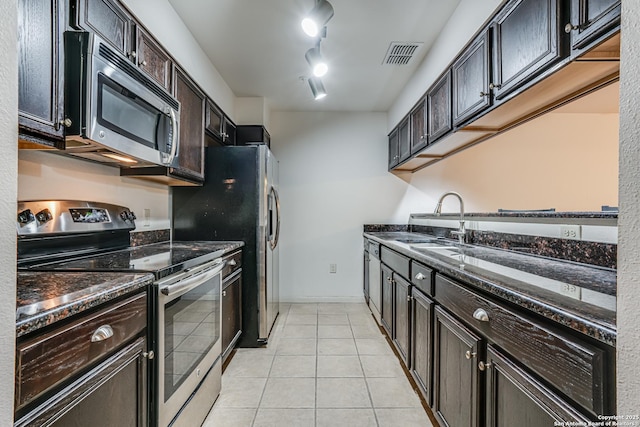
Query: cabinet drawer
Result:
<box><xmin>15</xmin><ymin>292</ymin><xmax>147</xmax><ymax>410</ymax></box>
<box><xmin>380</xmin><ymin>247</ymin><xmax>410</xmax><ymax>280</ymax></box>
<box><xmin>410</xmin><ymin>261</ymin><xmax>433</xmax><ymax>296</ymax></box>
<box><xmin>222</xmin><ymin>250</ymin><xmax>242</xmax><ymax>279</ymax></box>
<box><xmin>368</xmin><ymin>240</ymin><xmax>380</xmax><ymax>258</ymax></box>
<box><xmin>435</xmin><ymin>274</ymin><xmax>606</xmax><ymax>416</ymax></box>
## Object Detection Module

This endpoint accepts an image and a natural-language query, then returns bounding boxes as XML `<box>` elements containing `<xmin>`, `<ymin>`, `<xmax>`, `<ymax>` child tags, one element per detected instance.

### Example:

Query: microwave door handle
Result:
<box><xmin>165</xmin><ymin>108</ymin><xmax>179</xmax><ymax>165</ymax></box>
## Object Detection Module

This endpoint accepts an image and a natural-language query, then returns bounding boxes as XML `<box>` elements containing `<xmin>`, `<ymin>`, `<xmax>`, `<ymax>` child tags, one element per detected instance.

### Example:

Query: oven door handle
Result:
<box><xmin>160</xmin><ymin>262</ymin><xmax>225</xmax><ymax>297</ymax></box>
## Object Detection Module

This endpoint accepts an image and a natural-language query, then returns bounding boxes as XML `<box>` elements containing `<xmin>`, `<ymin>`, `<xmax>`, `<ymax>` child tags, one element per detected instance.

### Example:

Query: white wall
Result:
<box><xmin>389</xmin><ymin>0</ymin><xmax>503</xmax><ymax>129</ymax></box>
<box><xmin>0</xmin><ymin>0</ymin><xmax>17</xmax><ymax>423</ymax></box>
<box><xmin>270</xmin><ymin>111</ymin><xmax>409</xmax><ymax>302</ymax></box>
<box><xmin>617</xmin><ymin>0</ymin><xmax>640</xmax><ymax>414</ymax></box>
<box><xmin>18</xmin><ymin>151</ymin><xmax>170</xmax><ymax>230</ymax></box>
<box><xmin>121</xmin><ymin>0</ymin><xmax>235</xmax><ymax>118</ymax></box>
<box><xmin>401</xmin><ymin>112</ymin><xmax>619</xmax><ymax>214</ymax></box>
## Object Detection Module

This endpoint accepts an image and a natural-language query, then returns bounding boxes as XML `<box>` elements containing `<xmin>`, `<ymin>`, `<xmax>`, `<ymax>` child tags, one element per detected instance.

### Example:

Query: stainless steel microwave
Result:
<box><xmin>63</xmin><ymin>31</ymin><xmax>180</xmax><ymax>167</ymax></box>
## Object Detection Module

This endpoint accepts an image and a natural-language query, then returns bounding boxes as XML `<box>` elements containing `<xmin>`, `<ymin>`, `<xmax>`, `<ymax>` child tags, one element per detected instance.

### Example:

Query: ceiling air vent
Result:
<box><xmin>383</xmin><ymin>42</ymin><xmax>424</xmax><ymax>66</ymax></box>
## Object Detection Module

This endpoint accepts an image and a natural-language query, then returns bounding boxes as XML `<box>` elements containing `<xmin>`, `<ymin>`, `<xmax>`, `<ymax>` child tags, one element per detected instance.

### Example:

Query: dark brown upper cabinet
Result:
<box><xmin>134</xmin><ymin>26</ymin><xmax>173</xmax><ymax>91</ymax></box>
<box><xmin>427</xmin><ymin>71</ymin><xmax>453</xmax><ymax>144</ymax></box>
<box><xmin>452</xmin><ymin>31</ymin><xmax>492</xmax><ymax>128</ymax></box>
<box><xmin>491</xmin><ymin>0</ymin><xmax>567</xmax><ymax>102</ymax></box>
<box><xmin>397</xmin><ymin>117</ymin><xmax>410</xmax><ymax>163</ymax></box>
<box><xmin>409</xmin><ymin>97</ymin><xmax>428</xmax><ymax>154</ymax></box>
<box><xmin>205</xmin><ymin>101</ymin><xmax>236</xmax><ymax>146</ymax></box>
<box><xmin>388</xmin><ymin>128</ymin><xmax>400</xmax><ymax>170</ymax></box>
<box><xmin>237</xmin><ymin>125</ymin><xmax>271</xmax><ymax>147</ymax></box>
<box><xmin>566</xmin><ymin>0</ymin><xmax>620</xmax><ymax>52</ymax></box>
<box><xmin>72</xmin><ymin>0</ymin><xmax>133</xmax><ymax>57</ymax></box>
<box><xmin>172</xmin><ymin>66</ymin><xmax>205</xmax><ymax>181</ymax></box>
<box><xmin>18</xmin><ymin>0</ymin><xmax>66</xmax><ymax>148</ymax></box>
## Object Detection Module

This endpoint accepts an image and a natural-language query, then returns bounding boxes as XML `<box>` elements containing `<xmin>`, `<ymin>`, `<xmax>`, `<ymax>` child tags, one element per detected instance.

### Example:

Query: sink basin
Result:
<box><xmin>409</xmin><ymin>243</ymin><xmax>459</xmax><ymax>251</ymax></box>
<box><xmin>393</xmin><ymin>237</ymin><xmax>439</xmax><ymax>244</ymax></box>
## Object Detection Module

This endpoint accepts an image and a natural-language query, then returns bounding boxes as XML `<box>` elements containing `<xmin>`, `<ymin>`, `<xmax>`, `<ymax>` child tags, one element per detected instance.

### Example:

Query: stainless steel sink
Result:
<box><xmin>409</xmin><ymin>243</ymin><xmax>459</xmax><ymax>251</ymax></box>
<box><xmin>393</xmin><ymin>237</ymin><xmax>440</xmax><ymax>244</ymax></box>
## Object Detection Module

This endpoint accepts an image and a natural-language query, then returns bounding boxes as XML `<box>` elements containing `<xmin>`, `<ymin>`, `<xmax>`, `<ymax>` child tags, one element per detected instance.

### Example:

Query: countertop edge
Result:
<box><xmin>364</xmin><ymin>231</ymin><xmax>617</xmax><ymax>347</ymax></box>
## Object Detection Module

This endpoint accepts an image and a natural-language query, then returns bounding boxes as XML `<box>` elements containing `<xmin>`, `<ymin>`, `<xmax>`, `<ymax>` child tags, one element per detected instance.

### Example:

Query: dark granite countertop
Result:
<box><xmin>411</xmin><ymin>211</ymin><xmax>618</xmax><ymax>219</ymax></box>
<box><xmin>364</xmin><ymin>231</ymin><xmax>617</xmax><ymax>347</ymax></box>
<box><xmin>16</xmin><ymin>271</ymin><xmax>154</xmax><ymax>338</ymax></box>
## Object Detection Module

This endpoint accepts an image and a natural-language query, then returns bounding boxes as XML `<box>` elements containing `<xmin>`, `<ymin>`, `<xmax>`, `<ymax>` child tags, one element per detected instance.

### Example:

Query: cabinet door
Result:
<box><xmin>135</xmin><ymin>26</ymin><xmax>172</xmax><ymax>91</ymax></box>
<box><xmin>411</xmin><ymin>288</ymin><xmax>433</xmax><ymax>406</ymax></box>
<box><xmin>485</xmin><ymin>345</ymin><xmax>591</xmax><ymax>426</ymax></box>
<box><xmin>223</xmin><ymin>118</ymin><xmax>237</xmax><ymax>146</ymax></box>
<box><xmin>491</xmin><ymin>0</ymin><xmax>566</xmax><ymax>102</ymax></box>
<box><xmin>388</xmin><ymin>128</ymin><xmax>400</xmax><ymax>170</ymax></box>
<box><xmin>398</xmin><ymin>117</ymin><xmax>410</xmax><ymax>163</ymax></box>
<box><xmin>567</xmin><ymin>0</ymin><xmax>620</xmax><ymax>51</ymax></box>
<box><xmin>434</xmin><ymin>307</ymin><xmax>482</xmax><ymax>427</ymax></box>
<box><xmin>18</xmin><ymin>0</ymin><xmax>65</xmax><ymax>147</ymax></box>
<box><xmin>172</xmin><ymin>67</ymin><xmax>205</xmax><ymax>181</ymax></box>
<box><xmin>15</xmin><ymin>338</ymin><xmax>147</xmax><ymax>427</ymax></box>
<box><xmin>410</xmin><ymin>98</ymin><xmax>428</xmax><ymax>154</ymax></box>
<box><xmin>427</xmin><ymin>71</ymin><xmax>452</xmax><ymax>144</ymax></box>
<box><xmin>73</xmin><ymin>0</ymin><xmax>132</xmax><ymax>56</ymax></box>
<box><xmin>205</xmin><ymin>101</ymin><xmax>224</xmax><ymax>141</ymax></box>
<box><xmin>393</xmin><ymin>275</ymin><xmax>411</xmax><ymax>367</ymax></box>
<box><xmin>222</xmin><ymin>273</ymin><xmax>242</xmax><ymax>362</ymax></box>
<box><xmin>381</xmin><ymin>264</ymin><xmax>394</xmax><ymax>337</ymax></box>
<box><xmin>453</xmin><ymin>31</ymin><xmax>491</xmax><ymax>127</ymax></box>
<box><xmin>363</xmin><ymin>251</ymin><xmax>370</xmax><ymax>304</ymax></box>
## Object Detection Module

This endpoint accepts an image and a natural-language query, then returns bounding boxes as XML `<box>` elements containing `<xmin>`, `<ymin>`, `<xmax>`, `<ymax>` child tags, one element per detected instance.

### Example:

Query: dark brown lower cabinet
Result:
<box><xmin>393</xmin><ymin>275</ymin><xmax>411</xmax><ymax>367</ymax></box>
<box><xmin>433</xmin><ymin>306</ymin><xmax>482</xmax><ymax>427</ymax></box>
<box><xmin>15</xmin><ymin>337</ymin><xmax>147</xmax><ymax>427</ymax></box>
<box><xmin>381</xmin><ymin>264</ymin><xmax>394</xmax><ymax>336</ymax></box>
<box><xmin>222</xmin><ymin>271</ymin><xmax>242</xmax><ymax>362</ymax></box>
<box><xmin>410</xmin><ymin>288</ymin><xmax>433</xmax><ymax>405</ymax></box>
<box><xmin>485</xmin><ymin>345</ymin><xmax>591</xmax><ymax>426</ymax></box>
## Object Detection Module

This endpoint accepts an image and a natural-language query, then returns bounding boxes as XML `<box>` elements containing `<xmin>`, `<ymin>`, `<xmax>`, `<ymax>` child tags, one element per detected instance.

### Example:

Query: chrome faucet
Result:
<box><xmin>434</xmin><ymin>191</ymin><xmax>466</xmax><ymax>244</ymax></box>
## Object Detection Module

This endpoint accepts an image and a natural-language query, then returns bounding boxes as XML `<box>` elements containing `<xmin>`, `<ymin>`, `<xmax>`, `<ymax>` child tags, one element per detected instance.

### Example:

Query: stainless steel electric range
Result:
<box><xmin>17</xmin><ymin>200</ymin><xmax>242</xmax><ymax>427</ymax></box>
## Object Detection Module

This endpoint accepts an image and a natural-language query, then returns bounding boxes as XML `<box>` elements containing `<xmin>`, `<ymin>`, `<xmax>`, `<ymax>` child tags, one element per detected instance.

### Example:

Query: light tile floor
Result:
<box><xmin>203</xmin><ymin>303</ymin><xmax>433</xmax><ymax>427</ymax></box>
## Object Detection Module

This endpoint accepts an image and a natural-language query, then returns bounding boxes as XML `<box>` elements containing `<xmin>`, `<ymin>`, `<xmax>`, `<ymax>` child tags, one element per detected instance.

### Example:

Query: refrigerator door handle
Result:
<box><xmin>269</xmin><ymin>186</ymin><xmax>281</xmax><ymax>250</ymax></box>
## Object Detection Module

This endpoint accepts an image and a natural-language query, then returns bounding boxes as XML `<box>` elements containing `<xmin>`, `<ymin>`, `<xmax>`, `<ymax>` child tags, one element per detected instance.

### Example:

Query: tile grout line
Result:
<box><xmin>351</xmin><ymin>311</ymin><xmax>381</xmax><ymax>427</ymax></box>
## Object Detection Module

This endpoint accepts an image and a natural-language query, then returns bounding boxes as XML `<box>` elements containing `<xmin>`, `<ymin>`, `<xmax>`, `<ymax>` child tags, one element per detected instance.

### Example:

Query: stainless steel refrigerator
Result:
<box><xmin>172</xmin><ymin>145</ymin><xmax>280</xmax><ymax>346</ymax></box>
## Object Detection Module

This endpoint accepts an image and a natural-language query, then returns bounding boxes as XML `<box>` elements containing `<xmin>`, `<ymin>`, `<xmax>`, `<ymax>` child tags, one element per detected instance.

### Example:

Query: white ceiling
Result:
<box><xmin>167</xmin><ymin>0</ymin><xmax>461</xmax><ymax>112</ymax></box>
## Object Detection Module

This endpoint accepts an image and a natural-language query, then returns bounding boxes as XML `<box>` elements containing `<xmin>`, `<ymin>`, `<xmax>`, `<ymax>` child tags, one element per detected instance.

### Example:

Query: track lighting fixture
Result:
<box><xmin>305</xmin><ymin>46</ymin><xmax>328</xmax><ymax>77</ymax></box>
<box><xmin>301</xmin><ymin>0</ymin><xmax>334</xmax><ymax>38</ymax></box>
<box><xmin>308</xmin><ymin>77</ymin><xmax>327</xmax><ymax>100</ymax></box>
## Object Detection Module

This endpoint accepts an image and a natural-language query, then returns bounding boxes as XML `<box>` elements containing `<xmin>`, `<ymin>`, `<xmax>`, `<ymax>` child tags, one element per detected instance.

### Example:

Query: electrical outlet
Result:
<box><xmin>143</xmin><ymin>208</ymin><xmax>151</xmax><ymax>227</ymax></box>
<box><xmin>329</xmin><ymin>263</ymin><xmax>337</xmax><ymax>274</ymax></box>
<box><xmin>560</xmin><ymin>225</ymin><xmax>581</xmax><ymax>240</ymax></box>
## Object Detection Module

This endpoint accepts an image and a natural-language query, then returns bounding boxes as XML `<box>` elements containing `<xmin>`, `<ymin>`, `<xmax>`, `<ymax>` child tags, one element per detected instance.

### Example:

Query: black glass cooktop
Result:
<box><xmin>21</xmin><ymin>241</ymin><xmax>241</xmax><ymax>279</ymax></box>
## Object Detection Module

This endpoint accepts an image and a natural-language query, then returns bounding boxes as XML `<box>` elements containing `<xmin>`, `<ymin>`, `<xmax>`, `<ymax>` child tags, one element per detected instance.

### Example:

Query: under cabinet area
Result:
<box><xmin>363</xmin><ymin>236</ymin><xmax>616</xmax><ymax>426</ymax></box>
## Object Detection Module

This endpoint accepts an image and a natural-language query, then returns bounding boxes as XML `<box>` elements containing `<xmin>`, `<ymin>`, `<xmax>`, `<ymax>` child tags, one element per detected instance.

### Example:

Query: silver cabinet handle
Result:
<box><xmin>488</xmin><ymin>83</ymin><xmax>501</xmax><ymax>90</ymax></box>
<box><xmin>228</xmin><ymin>259</ymin><xmax>237</xmax><ymax>266</ymax></box>
<box><xmin>387</xmin><ymin>277</ymin><xmax>393</xmax><ymax>283</ymax></box>
<box><xmin>91</xmin><ymin>325</ymin><xmax>114</xmax><ymax>342</ymax></box>
<box><xmin>222</xmin><ymin>290</ymin><xmax>227</xmax><ymax>297</ymax></box>
<box><xmin>478</xmin><ymin>361</ymin><xmax>492</xmax><ymax>371</ymax></box>
<box><xmin>473</xmin><ymin>308</ymin><xmax>489</xmax><ymax>322</ymax></box>
<box><xmin>565</xmin><ymin>23</ymin><xmax>579</xmax><ymax>33</ymax></box>
<box><xmin>60</xmin><ymin>118</ymin><xmax>72</xmax><ymax>127</ymax></box>
<box><xmin>141</xmin><ymin>60</ymin><xmax>147</xmax><ymax>66</ymax></box>
<box><xmin>143</xmin><ymin>351</ymin><xmax>155</xmax><ymax>359</ymax></box>
<box><xmin>415</xmin><ymin>272</ymin><xmax>425</xmax><ymax>280</ymax></box>
<box><xmin>465</xmin><ymin>350</ymin><xmax>476</xmax><ymax>360</ymax></box>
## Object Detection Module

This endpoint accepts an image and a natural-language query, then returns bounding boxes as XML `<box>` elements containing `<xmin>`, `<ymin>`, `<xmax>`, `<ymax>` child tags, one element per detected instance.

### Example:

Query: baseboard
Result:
<box><xmin>280</xmin><ymin>296</ymin><xmax>367</xmax><ymax>304</ymax></box>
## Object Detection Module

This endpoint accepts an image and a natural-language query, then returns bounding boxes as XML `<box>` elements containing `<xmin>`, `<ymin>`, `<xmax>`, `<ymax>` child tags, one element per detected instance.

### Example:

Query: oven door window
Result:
<box><xmin>97</xmin><ymin>73</ymin><xmax>162</xmax><ymax>149</ymax></box>
<box><xmin>163</xmin><ymin>274</ymin><xmax>220</xmax><ymax>402</ymax></box>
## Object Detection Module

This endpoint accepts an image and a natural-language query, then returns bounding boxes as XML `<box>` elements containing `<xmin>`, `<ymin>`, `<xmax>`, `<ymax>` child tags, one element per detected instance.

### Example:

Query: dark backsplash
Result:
<box><xmin>130</xmin><ymin>229</ymin><xmax>170</xmax><ymax>246</ymax></box>
<box><xmin>366</xmin><ymin>224</ymin><xmax>616</xmax><ymax>269</ymax></box>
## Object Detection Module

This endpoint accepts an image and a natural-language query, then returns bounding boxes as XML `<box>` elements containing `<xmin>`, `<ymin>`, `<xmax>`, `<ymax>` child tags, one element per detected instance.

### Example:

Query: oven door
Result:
<box><xmin>157</xmin><ymin>258</ymin><xmax>223</xmax><ymax>426</ymax></box>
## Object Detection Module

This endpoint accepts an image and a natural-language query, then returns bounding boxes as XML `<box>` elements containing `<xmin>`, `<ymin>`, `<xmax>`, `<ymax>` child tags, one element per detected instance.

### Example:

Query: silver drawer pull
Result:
<box><xmin>414</xmin><ymin>272</ymin><xmax>425</xmax><ymax>280</ymax></box>
<box><xmin>473</xmin><ymin>308</ymin><xmax>489</xmax><ymax>322</ymax></box>
<box><xmin>478</xmin><ymin>361</ymin><xmax>492</xmax><ymax>371</ymax></box>
<box><xmin>465</xmin><ymin>350</ymin><xmax>476</xmax><ymax>360</ymax></box>
<box><xmin>91</xmin><ymin>325</ymin><xmax>114</xmax><ymax>342</ymax></box>
<box><xmin>228</xmin><ymin>259</ymin><xmax>237</xmax><ymax>266</ymax></box>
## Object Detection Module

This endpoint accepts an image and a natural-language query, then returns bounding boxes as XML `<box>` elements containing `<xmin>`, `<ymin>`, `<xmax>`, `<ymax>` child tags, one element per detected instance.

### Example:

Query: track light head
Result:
<box><xmin>305</xmin><ymin>46</ymin><xmax>328</xmax><ymax>77</ymax></box>
<box><xmin>308</xmin><ymin>77</ymin><xmax>327</xmax><ymax>100</ymax></box>
<box><xmin>301</xmin><ymin>0</ymin><xmax>334</xmax><ymax>37</ymax></box>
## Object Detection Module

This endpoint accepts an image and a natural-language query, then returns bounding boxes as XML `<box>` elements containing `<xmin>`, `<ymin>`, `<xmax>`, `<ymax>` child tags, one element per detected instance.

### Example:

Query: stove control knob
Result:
<box><xmin>128</xmin><ymin>211</ymin><xmax>137</xmax><ymax>221</ymax></box>
<box><xmin>120</xmin><ymin>211</ymin><xmax>129</xmax><ymax>221</ymax></box>
<box><xmin>17</xmin><ymin>209</ymin><xmax>35</xmax><ymax>225</ymax></box>
<box><xmin>35</xmin><ymin>209</ymin><xmax>53</xmax><ymax>223</ymax></box>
